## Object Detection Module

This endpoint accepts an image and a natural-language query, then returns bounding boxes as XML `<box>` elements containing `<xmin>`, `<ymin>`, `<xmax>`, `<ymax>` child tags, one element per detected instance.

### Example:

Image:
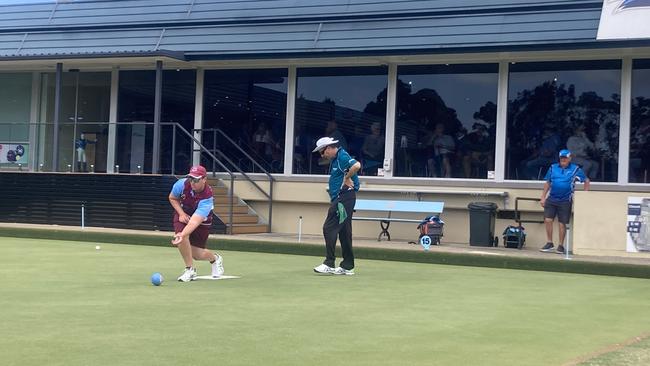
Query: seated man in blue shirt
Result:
<box><xmin>539</xmin><ymin>149</ymin><xmax>590</xmax><ymax>254</ymax></box>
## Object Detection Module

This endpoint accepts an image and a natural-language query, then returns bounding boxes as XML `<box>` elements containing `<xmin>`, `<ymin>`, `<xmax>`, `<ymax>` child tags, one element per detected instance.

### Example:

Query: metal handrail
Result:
<box><xmin>193</xmin><ymin>128</ymin><xmax>275</xmax><ymax>232</ymax></box>
<box><xmin>0</xmin><ymin>121</ymin><xmax>270</xmax><ymax>235</ymax></box>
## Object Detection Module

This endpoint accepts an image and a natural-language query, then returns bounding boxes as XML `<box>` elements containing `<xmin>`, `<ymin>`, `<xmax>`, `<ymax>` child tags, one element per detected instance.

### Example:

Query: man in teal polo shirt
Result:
<box><xmin>539</xmin><ymin>149</ymin><xmax>590</xmax><ymax>254</ymax></box>
<box><xmin>312</xmin><ymin>137</ymin><xmax>361</xmax><ymax>275</ymax></box>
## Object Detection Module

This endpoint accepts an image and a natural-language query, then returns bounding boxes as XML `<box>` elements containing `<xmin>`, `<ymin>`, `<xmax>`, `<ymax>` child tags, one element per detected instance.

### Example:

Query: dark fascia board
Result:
<box><xmin>182</xmin><ymin>39</ymin><xmax>650</xmax><ymax>62</ymax></box>
<box><xmin>0</xmin><ymin>1</ymin><xmax>604</xmax><ymax>35</ymax></box>
<box><xmin>0</xmin><ymin>49</ymin><xmax>186</xmax><ymax>61</ymax></box>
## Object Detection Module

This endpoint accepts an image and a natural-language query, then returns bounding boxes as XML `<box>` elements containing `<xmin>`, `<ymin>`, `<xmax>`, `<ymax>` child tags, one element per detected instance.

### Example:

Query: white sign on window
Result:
<box><xmin>597</xmin><ymin>1</ymin><xmax>650</xmax><ymax>40</ymax></box>
<box><xmin>0</xmin><ymin>143</ymin><xmax>29</xmax><ymax>165</ymax></box>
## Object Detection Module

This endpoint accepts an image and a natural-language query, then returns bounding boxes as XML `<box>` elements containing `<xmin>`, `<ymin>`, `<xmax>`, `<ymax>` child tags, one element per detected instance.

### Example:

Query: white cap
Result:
<box><xmin>312</xmin><ymin>137</ymin><xmax>339</xmax><ymax>153</ymax></box>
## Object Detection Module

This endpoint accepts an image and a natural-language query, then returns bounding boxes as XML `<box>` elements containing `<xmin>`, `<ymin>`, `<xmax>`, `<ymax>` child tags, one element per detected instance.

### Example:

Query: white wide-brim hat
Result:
<box><xmin>312</xmin><ymin>137</ymin><xmax>339</xmax><ymax>153</ymax></box>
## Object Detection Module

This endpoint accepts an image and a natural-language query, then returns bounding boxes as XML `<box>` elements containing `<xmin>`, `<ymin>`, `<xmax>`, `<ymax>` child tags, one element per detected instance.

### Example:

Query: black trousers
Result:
<box><xmin>322</xmin><ymin>188</ymin><xmax>356</xmax><ymax>270</ymax></box>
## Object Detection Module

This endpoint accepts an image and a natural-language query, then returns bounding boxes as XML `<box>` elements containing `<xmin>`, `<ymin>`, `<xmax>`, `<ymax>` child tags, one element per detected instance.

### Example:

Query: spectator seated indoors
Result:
<box><xmin>426</xmin><ymin>123</ymin><xmax>456</xmax><ymax>178</ymax></box>
<box><xmin>630</xmin><ymin>117</ymin><xmax>650</xmax><ymax>182</ymax></box>
<box><xmin>566</xmin><ymin>123</ymin><xmax>599</xmax><ymax>180</ymax></box>
<box><xmin>361</xmin><ymin>122</ymin><xmax>385</xmax><ymax>176</ymax></box>
<box><xmin>520</xmin><ymin>125</ymin><xmax>561</xmax><ymax>180</ymax></box>
<box><xmin>461</xmin><ymin>122</ymin><xmax>493</xmax><ymax>178</ymax></box>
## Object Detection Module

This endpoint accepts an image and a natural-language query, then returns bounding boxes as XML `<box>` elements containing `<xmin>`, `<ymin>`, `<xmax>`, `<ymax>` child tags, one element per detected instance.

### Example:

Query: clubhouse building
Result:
<box><xmin>1</xmin><ymin>0</ymin><xmax>649</xmax><ymax>256</ymax></box>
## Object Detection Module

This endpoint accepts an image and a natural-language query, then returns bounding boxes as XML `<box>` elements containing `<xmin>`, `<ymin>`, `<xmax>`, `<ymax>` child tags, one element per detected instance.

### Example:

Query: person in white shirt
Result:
<box><xmin>566</xmin><ymin>124</ymin><xmax>599</xmax><ymax>179</ymax></box>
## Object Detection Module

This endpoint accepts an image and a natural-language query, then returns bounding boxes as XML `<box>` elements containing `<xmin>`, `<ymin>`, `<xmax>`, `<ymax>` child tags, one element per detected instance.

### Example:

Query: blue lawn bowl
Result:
<box><xmin>151</xmin><ymin>272</ymin><xmax>164</xmax><ymax>286</ymax></box>
<box><xmin>420</xmin><ymin>235</ymin><xmax>432</xmax><ymax>251</ymax></box>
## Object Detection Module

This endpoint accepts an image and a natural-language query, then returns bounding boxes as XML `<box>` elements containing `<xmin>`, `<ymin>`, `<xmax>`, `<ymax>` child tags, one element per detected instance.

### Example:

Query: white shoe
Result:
<box><xmin>313</xmin><ymin>264</ymin><xmax>334</xmax><ymax>274</ymax></box>
<box><xmin>177</xmin><ymin>267</ymin><xmax>197</xmax><ymax>282</ymax></box>
<box><xmin>332</xmin><ymin>267</ymin><xmax>354</xmax><ymax>276</ymax></box>
<box><xmin>211</xmin><ymin>254</ymin><xmax>224</xmax><ymax>278</ymax></box>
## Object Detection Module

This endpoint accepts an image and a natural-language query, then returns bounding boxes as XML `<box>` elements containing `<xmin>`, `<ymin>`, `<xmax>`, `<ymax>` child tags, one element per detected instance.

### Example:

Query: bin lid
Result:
<box><xmin>467</xmin><ymin>202</ymin><xmax>498</xmax><ymax>211</ymax></box>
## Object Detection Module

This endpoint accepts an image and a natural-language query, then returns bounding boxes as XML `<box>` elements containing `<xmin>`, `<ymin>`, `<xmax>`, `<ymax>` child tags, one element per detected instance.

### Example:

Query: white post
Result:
<box><xmin>81</xmin><ymin>203</ymin><xmax>85</xmax><ymax>230</ymax></box>
<box><xmin>618</xmin><ymin>58</ymin><xmax>632</xmax><ymax>184</ymax></box>
<box><xmin>193</xmin><ymin>68</ymin><xmax>204</xmax><ymax>166</ymax></box>
<box><xmin>494</xmin><ymin>61</ymin><xmax>509</xmax><ymax>182</ymax></box>
<box><xmin>107</xmin><ymin>67</ymin><xmax>119</xmax><ymax>173</ymax></box>
<box><xmin>565</xmin><ymin>218</ymin><xmax>572</xmax><ymax>260</ymax></box>
<box><xmin>298</xmin><ymin>216</ymin><xmax>303</xmax><ymax>242</ymax></box>
<box><xmin>283</xmin><ymin>66</ymin><xmax>297</xmax><ymax>175</ymax></box>
<box><xmin>383</xmin><ymin>63</ymin><xmax>397</xmax><ymax>178</ymax></box>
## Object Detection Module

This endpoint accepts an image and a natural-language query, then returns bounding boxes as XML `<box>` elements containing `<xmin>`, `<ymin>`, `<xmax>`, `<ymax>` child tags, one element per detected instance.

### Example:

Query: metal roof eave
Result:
<box><xmin>0</xmin><ymin>49</ymin><xmax>186</xmax><ymax>62</ymax></box>
<box><xmin>182</xmin><ymin>39</ymin><xmax>650</xmax><ymax>62</ymax></box>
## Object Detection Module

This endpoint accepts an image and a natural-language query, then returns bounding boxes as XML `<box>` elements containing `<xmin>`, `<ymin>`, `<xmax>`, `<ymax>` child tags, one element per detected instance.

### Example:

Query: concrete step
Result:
<box><xmin>211</xmin><ymin>186</ymin><xmax>229</xmax><ymax>195</ymax></box>
<box><xmin>216</xmin><ymin>213</ymin><xmax>259</xmax><ymax>224</ymax></box>
<box><xmin>213</xmin><ymin>194</ymin><xmax>240</xmax><ymax>204</ymax></box>
<box><xmin>213</xmin><ymin>204</ymin><xmax>249</xmax><ymax>215</ymax></box>
<box><xmin>229</xmin><ymin>223</ymin><xmax>269</xmax><ymax>234</ymax></box>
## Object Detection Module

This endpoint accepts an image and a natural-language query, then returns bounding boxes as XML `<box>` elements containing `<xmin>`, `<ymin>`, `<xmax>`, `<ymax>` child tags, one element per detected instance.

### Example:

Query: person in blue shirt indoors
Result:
<box><xmin>539</xmin><ymin>149</ymin><xmax>590</xmax><ymax>254</ymax></box>
<box><xmin>312</xmin><ymin>137</ymin><xmax>362</xmax><ymax>275</ymax></box>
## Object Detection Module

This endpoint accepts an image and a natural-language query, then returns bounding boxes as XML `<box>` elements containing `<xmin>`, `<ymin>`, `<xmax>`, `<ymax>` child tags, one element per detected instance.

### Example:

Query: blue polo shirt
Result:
<box><xmin>328</xmin><ymin>148</ymin><xmax>360</xmax><ymax>202</ymax></box>
<box><xmin>543</xmin><ymin>163</ymin><xmax>587</xmax><ymax>202</ymax></box>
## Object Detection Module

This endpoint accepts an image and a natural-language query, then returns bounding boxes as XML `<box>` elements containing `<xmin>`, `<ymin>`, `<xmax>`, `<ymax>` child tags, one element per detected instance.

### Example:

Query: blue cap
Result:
<box><xmin>559</xmin><ymin>149</ymin><xmax>571</xmax><ymax>158</ymax></box>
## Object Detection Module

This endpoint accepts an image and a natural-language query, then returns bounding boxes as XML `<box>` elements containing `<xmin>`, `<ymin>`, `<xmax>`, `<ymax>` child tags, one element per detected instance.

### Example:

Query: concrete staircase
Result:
<box><xmin>209</xmin><ymin>181</ymin><xmax>268</xmax><ymax>234</ymax></box>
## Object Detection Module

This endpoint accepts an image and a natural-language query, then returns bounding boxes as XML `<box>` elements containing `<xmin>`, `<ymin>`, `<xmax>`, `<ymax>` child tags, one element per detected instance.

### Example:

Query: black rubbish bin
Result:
<box><xmin>467</xmin><ymin>202</ymin><xmax>498</xmax><ymax>247</ymax></box>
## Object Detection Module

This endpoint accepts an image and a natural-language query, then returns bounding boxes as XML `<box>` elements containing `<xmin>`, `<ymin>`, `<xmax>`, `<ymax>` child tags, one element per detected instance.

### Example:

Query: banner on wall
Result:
<box><xmin>597</xmin><ymin>0</ymin><xmax>650</xmax><ymax>40</ymax></box>
<box><xmin>627</xmin><ymin>197</ymin><xmax>650</xmax><ymax>252</ymax></box>
<box><xmin>0</xmin><ymin>143</ymin><xmax>29</xmax><ymax>166</ymax></box>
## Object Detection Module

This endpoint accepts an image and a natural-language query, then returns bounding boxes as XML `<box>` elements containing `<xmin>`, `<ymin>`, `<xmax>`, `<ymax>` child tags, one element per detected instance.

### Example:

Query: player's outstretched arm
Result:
<box><xmin>172</xmin><ymin>214</ymin><xmax>204</xmax><ymax>245</ymax></box>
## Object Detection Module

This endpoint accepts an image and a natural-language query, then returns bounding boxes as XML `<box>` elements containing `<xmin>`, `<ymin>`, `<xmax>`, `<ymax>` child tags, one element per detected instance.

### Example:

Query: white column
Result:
<box><xmin>28</xmin><ymin>72</ymin><xmax>40</xmax><ymax>171</ymax></box>
<box><xmin>383</xmin><ymin>63</ymin><xmax>397</xmax><ymax>178</ymax></box>
<box><xmin>193</xmin><ymin>67</ymin><xmax>204</xmax><ymax>166</ymax></box>
<box><xmin>494</xmin><ymin>61</ymin><xmax>510</xmax><ymax>182</ymax></box>
<box><xmin>283</xmin><ymin>66</ymin><xmax>297</xmax><ymax>175</ymax></box>
<box><xmin>107</xmin><ymin>67</ymin><xmax>119</xmax><ymax>173</ymax></box>
<box><xmin>618</xmin><ymin>58</ymin><xmax>632</xmax><ymax>184</ymax></box>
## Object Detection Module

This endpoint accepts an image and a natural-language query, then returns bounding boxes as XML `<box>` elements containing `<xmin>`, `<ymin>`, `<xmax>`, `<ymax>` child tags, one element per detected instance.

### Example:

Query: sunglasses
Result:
<box><xmin>189</xmin><ymin>177</ymin><xmax>203</xmax><ymax>183</ymax></box>
<box><xmin>319</xmin><ymin>147</ymin><xmax>329</xmax><ymax>156</ymax></box>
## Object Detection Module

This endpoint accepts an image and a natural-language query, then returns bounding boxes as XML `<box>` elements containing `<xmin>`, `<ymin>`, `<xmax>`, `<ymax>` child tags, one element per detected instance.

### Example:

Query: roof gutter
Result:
<box><xmin>0</xmin><ymin>50</ymin><xmax>186</xmax><ymax>62</ymax></box>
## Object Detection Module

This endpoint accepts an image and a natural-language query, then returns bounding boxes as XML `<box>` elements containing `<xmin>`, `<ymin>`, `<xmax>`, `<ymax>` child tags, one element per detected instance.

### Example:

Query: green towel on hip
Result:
<box><xmin>337</xmin><ymin>202</ymin><xmax>348</xmax><ymax>224</ymax></box>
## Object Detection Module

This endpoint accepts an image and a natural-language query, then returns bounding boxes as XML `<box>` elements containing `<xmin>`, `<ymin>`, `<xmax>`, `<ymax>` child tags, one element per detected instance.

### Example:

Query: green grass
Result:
<box><xmin>577</xmin><ymin>336</ymin><xmax>650</xmax><ymax>366</ymax></box>
<box><xmin>2</xmin><ymin>226</ymin><xmax>650</xmax><ymax>279</ymax></box>
<box><xmin>1</xmin><ymin>237</ymin><xmax>650</xmax><ymax>366</ymax></box>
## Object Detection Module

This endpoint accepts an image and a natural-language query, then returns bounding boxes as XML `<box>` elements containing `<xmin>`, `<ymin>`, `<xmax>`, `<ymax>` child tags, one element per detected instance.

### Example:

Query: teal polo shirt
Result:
<box><xmin>328</xmin><ymin>148</ymin><xmax>359</xmax><ymax>202</ymax></box>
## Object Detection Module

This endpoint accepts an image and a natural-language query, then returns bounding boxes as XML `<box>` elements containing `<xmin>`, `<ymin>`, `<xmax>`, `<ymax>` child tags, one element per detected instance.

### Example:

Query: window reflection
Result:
<box><xmin>0</xmin><ymin>73</ymin><xmax>32</xmax><ymax>170</ymax></box>
<box><xmin>203</xmin><ymin>69</ymin><xmax>287</xmax><ymax>174</ymax></box>
<box><xmin>117</xmin><ymin>70</ymin><xmax>196</xmax><ymax>174</ymax></box>
<box><xmin>507</xmin><ymin>61</ymin><xmax>621</xmax><ymax>181</ymax></box>
<box><xmin>293</xmin><ymin>66</ymin><xmax>387</xmax><ymax>175</ymax></box>
<box><xmin>630</xmin><ymin>59</ymin><xmax>650</xmax><ymax>184</ymax></box>
<box><xmin>395</xmin><ymin>64</ymin><xmax>498</xmax><ymax>178</ymax></box>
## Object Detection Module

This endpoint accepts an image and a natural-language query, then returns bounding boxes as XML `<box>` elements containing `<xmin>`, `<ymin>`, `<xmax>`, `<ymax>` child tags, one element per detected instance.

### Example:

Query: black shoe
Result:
<box><xmin>540</xmin><ymin>242</ymin><xmax>555</xmax><ymax>252</ymax></box>
<box><xmin>555</xmin><ymin>245</ymin><xmax>566</xmax><ymax>254</ymax></box>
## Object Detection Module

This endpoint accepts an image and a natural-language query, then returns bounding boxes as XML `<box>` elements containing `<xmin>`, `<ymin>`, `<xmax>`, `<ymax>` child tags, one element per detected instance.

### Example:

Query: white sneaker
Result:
<box><xmin>332</xmin><ymin>267</ymin><xmax>354</xmax><ymax>276</ymax></box>
<box><xmin>177</xmin><ymin>267</ymin><xmax>197</xmax><ymax>282</ymax></box>
<box><xmin>211</xmin><ymin>254</ymin><xmax>224</xmax><ymax>278</ymax></box>
<box><xmin>313</xmin><ymin>264</ymin><xmax>334</xmax><ymax>274</ymax></box>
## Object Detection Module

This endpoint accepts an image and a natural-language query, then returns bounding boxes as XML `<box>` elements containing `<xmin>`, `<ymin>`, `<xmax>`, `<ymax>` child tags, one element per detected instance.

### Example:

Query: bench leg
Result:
<box><xmin>378</xmin><ymin>220</ymin><xmax>391</xmax><ymax>241</ymax></box>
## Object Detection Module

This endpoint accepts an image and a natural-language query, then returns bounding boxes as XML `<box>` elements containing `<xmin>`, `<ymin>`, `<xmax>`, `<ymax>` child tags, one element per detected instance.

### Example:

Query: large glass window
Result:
<box><xmin>395</xmin><ymin>64</ymin><xmax>498</xmax><ymax>178</ymax></box>
<box><xmin>39</xmin><ymin>72</ymin><xmax>111</xmax><ymax>172</ymax></box>
<box><xmin>294</xmin><ymin>66</ymin><xmax>387</xmax><ymax>175</ymax></box>
<box><xmin>630</xmin><ymin>59</ymin><xmax>650</xmax><ymax>184</ymax></box>
<box><xmin>507</xmin><ymin>61</ymin><xmax>621</xmax><ymax>181</ymax></box>
<box><xmin>0</xmin><ymin>73</ymin><xmax>32</xmax><ymax>169</ymax></box>
<box><xmin>117</xmin><ymin>69</ymin><xmax>196</xmax><ymax>174</ymax></box>
<box><xmin>203</xmin><ymin>69</ymin><xmax>287</xmax><ymax>174</ymax></box>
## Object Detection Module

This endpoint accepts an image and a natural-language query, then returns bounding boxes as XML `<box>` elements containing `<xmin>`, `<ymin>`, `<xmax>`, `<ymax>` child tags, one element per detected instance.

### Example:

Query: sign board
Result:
<box><xmin>0</xmin><ymin>143</ymin><xmax>29</xmax><ymax>166</ymax></box>
<box><xmin>597</xmin><ymin>0</ymin><xmax>650</xmax><ymax>40</ymax></box>
<box><xmin>626</xmin><ymin>197</ymin><xmax>650</xmax><ymax>252</ymax></box>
